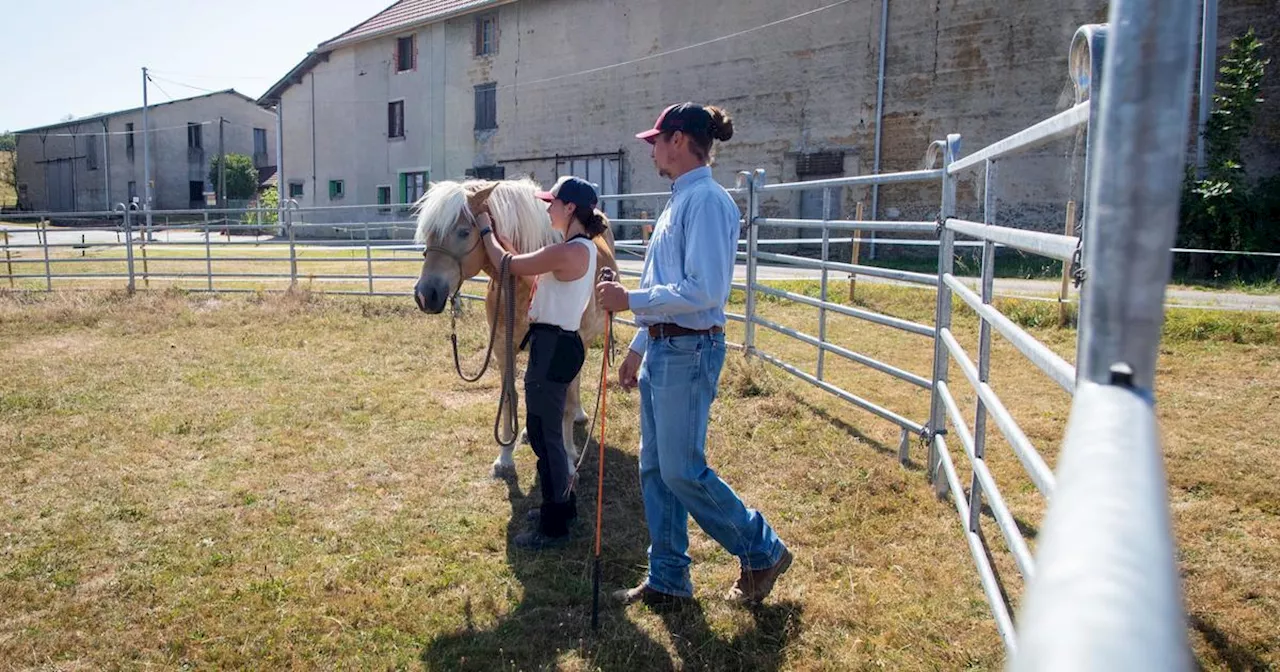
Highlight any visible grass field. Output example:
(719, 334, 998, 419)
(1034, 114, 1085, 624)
(1, 279, 1277, 669)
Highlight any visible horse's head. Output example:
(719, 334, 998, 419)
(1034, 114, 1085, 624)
(413, 181, 498, 313)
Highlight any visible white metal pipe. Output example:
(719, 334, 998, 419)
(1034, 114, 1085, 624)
(936, 380, 1037, 580)
(944, 274, 1075, 393)
(941, 328, 1056, 498)
(755, 350, 925, 434)
(935, 436, 1019, 652)
(1011, 384, 1190, 671)
(946, 218, 1078, 263)
(754, 315, 931, 388)
(750, 283, 935, 336)
(758, 169, 943, 192)
(948, 103, 1089, 175)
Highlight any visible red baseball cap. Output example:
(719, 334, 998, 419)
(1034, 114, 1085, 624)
(635, 102, 713, 144)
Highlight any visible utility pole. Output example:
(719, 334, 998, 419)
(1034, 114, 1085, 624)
(141, 67, 154, 241)
(218, 117, 226, 209)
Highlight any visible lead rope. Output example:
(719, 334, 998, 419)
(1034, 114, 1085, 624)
(494, 253, 520, 448)
(590, 265, 616, 631)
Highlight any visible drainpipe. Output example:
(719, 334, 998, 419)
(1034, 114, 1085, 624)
(276, 98, 285, 227)
(311, 73, 317, 204)
(869, 0, 888, 259)
(1195, 0, 1218, 177)
(101, 118, 110, 211)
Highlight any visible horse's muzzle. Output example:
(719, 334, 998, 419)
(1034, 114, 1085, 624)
(414, 277, 450, 314)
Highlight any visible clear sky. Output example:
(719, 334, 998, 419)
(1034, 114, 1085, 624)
(0, 0, 389, 132)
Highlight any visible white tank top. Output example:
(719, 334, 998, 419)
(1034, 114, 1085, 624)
(528, 236, 597, 332)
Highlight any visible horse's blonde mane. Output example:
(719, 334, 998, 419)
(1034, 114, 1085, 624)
(414, 178, 556, 254)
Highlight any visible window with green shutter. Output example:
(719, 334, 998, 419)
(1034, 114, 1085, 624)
(328, 180, 345, 200)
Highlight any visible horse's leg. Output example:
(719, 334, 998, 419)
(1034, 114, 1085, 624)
(489, 285, 518, 480)
(563, 371, 582, 471)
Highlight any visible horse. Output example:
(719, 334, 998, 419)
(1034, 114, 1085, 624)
(412, 178, 619, 479)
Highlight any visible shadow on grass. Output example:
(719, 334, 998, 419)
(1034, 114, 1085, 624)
(421, 441, 803, 671)
(1190, 613, 1274, 672)
(789, 392, 924, 472)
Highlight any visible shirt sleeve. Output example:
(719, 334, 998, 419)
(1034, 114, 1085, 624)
(628, 326, 649, 354)
(626, 193, 737, 316)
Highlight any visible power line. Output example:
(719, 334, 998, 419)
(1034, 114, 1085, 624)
(148, 68, 274, 80)
(146, 75, 175, 103)
(497, 0, 855, 93)
(147, 73, 219, 95)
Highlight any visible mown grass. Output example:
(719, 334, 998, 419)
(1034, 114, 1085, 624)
(0, 281, 1276, 670)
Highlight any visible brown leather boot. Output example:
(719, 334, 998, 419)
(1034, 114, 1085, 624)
(725, 548, 794, 604)
(612, 582, 695, 612)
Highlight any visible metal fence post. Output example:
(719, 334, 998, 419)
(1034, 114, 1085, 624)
(39, 219, 52, 291)
(742, 170, 763, 356)
(817, 187, 832, 380)
(969, 158, 998, 531)
(204, 210, 213, 291)
(2, 230, 12, 289)
(120, 204, 136, 295)
(364, 220, 374, 295)
(287, 200, 299, 287)
(927, 134, 961, 493)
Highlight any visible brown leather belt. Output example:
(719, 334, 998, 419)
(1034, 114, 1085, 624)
(647, 323, 724, 338)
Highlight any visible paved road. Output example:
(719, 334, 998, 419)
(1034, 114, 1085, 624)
(5, 225, 1277, 311)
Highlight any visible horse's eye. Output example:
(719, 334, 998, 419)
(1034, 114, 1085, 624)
(457, 227, 470, 238)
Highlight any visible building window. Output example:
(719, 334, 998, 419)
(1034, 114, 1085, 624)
(329, 180, 345, 200)
(86, 136, 98, 171)
(401, 172, 427, 204)
(376, 185, 392, 213)
(289, 182, 304, 198)
(396, 35, 415, 72)
(475, 14, 497, 56)
(474, 83, 496, 131)
(128, 181, 137, 203)
(388, 101, 405, 139)
(126, 123, 135, 161)
(253, 128, 267, 159)
(467, 165, 506, 180)
(189, 181, 205, 203)
(187, 123, 202, 149)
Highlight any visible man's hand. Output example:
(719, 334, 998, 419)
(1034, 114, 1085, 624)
(596, 281, 630, 313)
(617, 350, 641, 390)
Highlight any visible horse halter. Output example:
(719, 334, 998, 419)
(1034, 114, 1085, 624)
(422, 205, 484, 272)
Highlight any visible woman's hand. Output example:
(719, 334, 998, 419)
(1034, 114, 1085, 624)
(479, 213, 508, 268)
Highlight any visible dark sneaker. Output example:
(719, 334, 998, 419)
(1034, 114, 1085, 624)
(512, 529, 570, 550)
(612, 582, 695, 612)
(725, 548, 794, 604)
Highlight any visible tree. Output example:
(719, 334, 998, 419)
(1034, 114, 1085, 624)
(208, 153, 259, 201)
(1179, 29, 1271, 280)
(0, 132, 15, 152)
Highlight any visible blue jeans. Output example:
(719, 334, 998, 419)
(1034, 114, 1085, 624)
(638, 332, 786, 597)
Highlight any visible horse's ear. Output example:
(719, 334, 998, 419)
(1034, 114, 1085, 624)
(467, 182, 499, 216)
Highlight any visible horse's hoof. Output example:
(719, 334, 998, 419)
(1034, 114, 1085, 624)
(520, 429, 531, 445)
(491, 461, 517, 479)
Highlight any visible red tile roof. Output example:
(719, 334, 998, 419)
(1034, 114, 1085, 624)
(319, 0, 502, 49)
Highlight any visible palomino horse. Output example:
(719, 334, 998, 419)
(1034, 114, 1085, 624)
(413, 178, 619, 478)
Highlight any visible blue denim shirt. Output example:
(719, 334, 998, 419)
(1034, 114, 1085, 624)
(627, 166, 740, 354)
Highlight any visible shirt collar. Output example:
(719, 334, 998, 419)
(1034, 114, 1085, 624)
(671, 166, 712, 194)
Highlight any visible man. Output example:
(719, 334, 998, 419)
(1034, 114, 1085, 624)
(596, 102, 793, 608)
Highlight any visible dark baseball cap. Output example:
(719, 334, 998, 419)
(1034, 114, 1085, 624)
(536, 176, 598, 211)
(635, 102, 713, 143)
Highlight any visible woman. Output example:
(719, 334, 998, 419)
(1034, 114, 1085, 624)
(478, 175, 609, 550)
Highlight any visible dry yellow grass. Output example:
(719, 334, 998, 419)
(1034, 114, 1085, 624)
(0, 282, 1276, 670)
